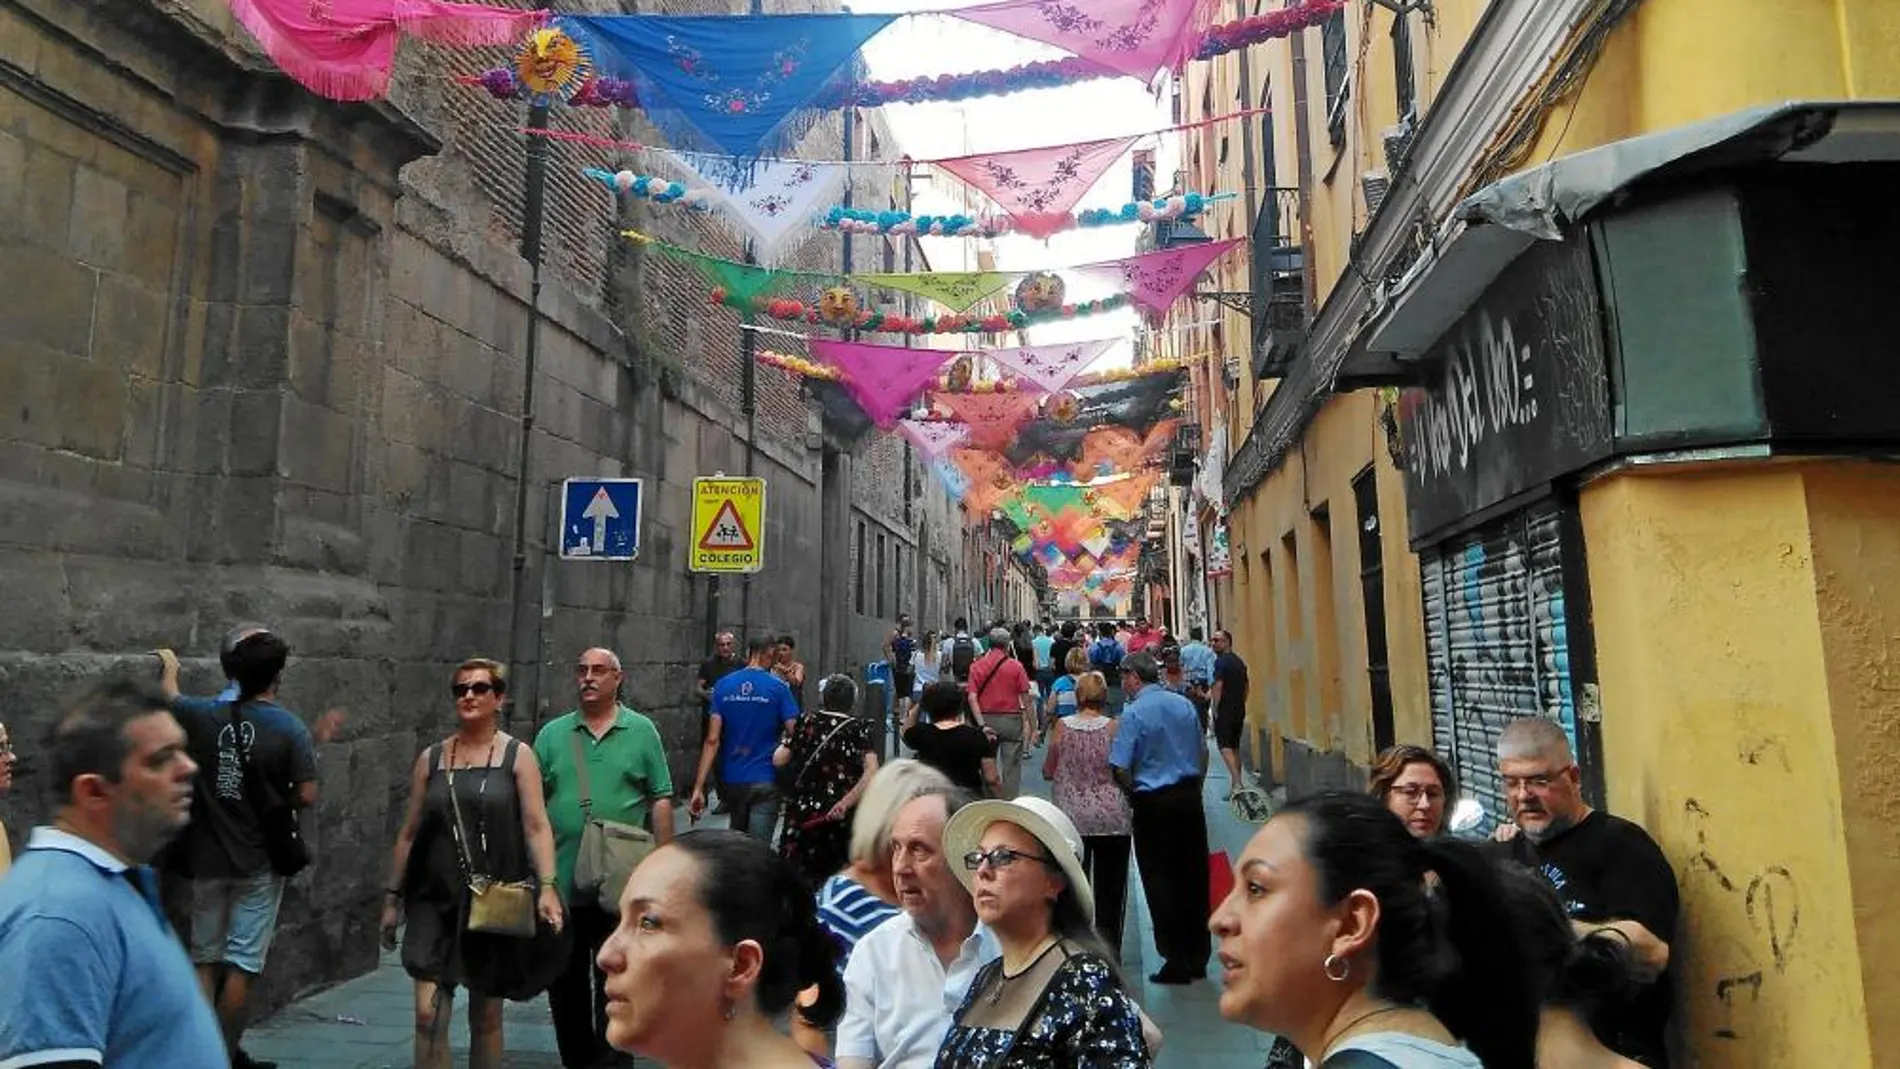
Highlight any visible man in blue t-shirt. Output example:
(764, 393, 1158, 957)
(691, 634, 800, 840)
(0, 678, 226, 1068)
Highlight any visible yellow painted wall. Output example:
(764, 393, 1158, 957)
(1581, 461, 1900, 1066)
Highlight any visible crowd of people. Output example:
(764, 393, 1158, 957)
(0, 614, 1681, 1069)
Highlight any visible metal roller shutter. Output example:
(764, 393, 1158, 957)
(1420, 502, 1579, 823)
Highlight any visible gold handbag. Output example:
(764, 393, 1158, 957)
(446, 749, 539, 939)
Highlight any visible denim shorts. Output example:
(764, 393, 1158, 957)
(190, 872, 286, 974)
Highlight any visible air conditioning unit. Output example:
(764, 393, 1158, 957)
(1362, 171, 1391, 214)
(1382, 118, 1416, 174)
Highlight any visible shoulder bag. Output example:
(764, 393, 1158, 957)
(446, 740, 537, 938)
(229, 702, 311, 877)
(569, 730, 655, 917)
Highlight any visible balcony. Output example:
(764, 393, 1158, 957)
(1251, 187, 1311, 380)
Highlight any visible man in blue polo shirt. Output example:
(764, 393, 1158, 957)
(1108, 650, 1211, 986)
(0, 677, 226, 1066)
(690, 633, 799, 840)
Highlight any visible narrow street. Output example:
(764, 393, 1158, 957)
(244, 739, 1275, 1069)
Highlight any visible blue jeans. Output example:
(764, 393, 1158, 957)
(723, 781, 783, 843)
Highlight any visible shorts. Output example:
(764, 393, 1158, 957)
(1214, 706, 1246, 751)
(892, 670, 915, 700)
(190, 872, 286, 974)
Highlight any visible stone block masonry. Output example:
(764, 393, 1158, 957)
(0, 0, 932, 1012)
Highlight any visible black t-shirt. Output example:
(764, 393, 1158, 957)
(902, 721, 994, 796)
(1048, 636, 1075, 676)
(1509, 810, 1680, 1067)
(1212, 651, 1249, 715)
(697, 655, 740, 711)
(173, 696, 318, 878)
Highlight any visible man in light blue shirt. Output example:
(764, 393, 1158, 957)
(1107, 651, 1211, 986)
(1177, 626, 1217, 688)
(0, 678, 225, 1068)
(691, 633, 800, 840)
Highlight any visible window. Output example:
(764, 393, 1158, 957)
(854, 521, 866, 615)
(882, 237, 896, 273)
(1392, 10, 1417, 122)
(1352, 468, 1395, 751)
(876, 531, 888, 618)
(1321, 8, 1350, 148)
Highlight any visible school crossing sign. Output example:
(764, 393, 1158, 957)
(690, 477, 765, 573)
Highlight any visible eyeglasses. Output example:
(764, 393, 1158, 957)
(1390, 785, 1445, 804)
(1502, 768, 1570, 792)
(451, 681, 497, 698)
(962, 847, 1059, 873)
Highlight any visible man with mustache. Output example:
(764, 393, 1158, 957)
(1496, 717, 1678, 1066)
(0, 678, 225, 1067)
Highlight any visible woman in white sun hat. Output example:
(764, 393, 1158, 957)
(934, 796, 1152, 1068)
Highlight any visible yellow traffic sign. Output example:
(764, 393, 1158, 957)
(690, 477, 766, 573)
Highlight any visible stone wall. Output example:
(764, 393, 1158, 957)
(0, 0, 955, 1007)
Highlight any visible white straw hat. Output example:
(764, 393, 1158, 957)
(943, 796, 1094, 921)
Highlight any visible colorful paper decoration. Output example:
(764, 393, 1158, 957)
(516, 27, 588, 97)
(654, 153, 847, 263)
(818, 286, 859, 324)
(231, 0, 544, 101)
(714, 289, 1132, 335)
(820, 192, 1230, 239)
(808, 339, 952, 428)
(898, 419, 973, 459)
(1079, 238, 1245, 318)
(951, 0, 1216, 82)
(1195, 1, 1346, 59)
(1013, 272, 1067, 314)
(939, 394, 1043, 450)
(983, 339, 1115, 395)
(932, 457, 973, 501)
(935, 137, 1137, 240)
(857, 271, 1013, 313)
(560, 13, 896, 159)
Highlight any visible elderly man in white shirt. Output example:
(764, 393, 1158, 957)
(838, 787, 996, 1069)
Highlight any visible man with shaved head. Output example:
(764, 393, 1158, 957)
(534, 646, 674, 1067)
(1496, 717, 1678, 1066)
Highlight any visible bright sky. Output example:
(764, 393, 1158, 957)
(852, 3, 1180, 367)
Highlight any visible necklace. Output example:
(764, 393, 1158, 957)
(1319, 1004, 1410, 1059)
(988, 937, 1061, 1003)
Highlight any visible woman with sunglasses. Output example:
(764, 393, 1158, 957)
(1368, 745, 1457, 840)
(934, 796, 1151, 1068)
(381, 658, 568, 1069)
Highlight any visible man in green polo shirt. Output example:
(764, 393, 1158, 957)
(533, 646, 674, 1069)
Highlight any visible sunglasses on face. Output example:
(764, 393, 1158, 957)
(963, 846, 1059, 873)
(451, 681, 497, 698)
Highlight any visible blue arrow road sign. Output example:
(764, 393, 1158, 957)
(560, 478, 643, 561)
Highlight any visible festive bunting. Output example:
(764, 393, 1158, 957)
(932, 457, 973, 501)
(938, 394, 1043, 450)
(821, 192, 1232, 240)
(951, 0, 1217, 82)
(983, 339, 1116, 395)
(654, 152, 847, 263)
(1079, 238, 1244, 318)
(808, 339, 952, 428)
(856, 271, 1013, 313)
(898, 419, 972, 460)
(232, 0, 544, 101)
(1195, 0, 1345, 59)
(1095, 471, 1161, 518)
(934, 137, 1138, 240)
(717, 289, 1132, 335)
(560, 13, 896, 160)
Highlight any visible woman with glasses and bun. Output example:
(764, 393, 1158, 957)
(597, 829, 845, 1068)
(1368, 745, 1457, 841)
(934, 796, 1151, 1068)
(380, 658, 568, 1069)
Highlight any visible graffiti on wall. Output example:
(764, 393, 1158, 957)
(1682, 797, 1805, 1048)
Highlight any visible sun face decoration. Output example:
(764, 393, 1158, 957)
(818, 286, 858, 325)
(516, 29, 589, 97)
(946, 356, 974, 392)
(1014, 271, 1066, 315)
(1046, 391, 1080, 423)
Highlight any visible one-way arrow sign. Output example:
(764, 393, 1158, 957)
(560, 478, 642, 561)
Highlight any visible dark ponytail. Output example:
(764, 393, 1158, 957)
(1494, 861, 1639, 1027)
(1282, 792, 1538, 1069)
(671, 829, 843, 1025)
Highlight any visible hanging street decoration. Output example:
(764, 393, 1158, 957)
(558, 13, 897, 160)
(818, 191, 1232, 239)
(230, 0, 544, 101)
(933, 136, 1138, 240)
(1076, 236, 1246, 319)
(898, 419, 973, 460)
(854, 271, 1014, 313)
(515, 26, 590, 99)
(949, 0, 1219, 83)
(937, 393, 1044, 450)
(586, 157, 849, 263)
(806, 340, 953, 429)
(982, 339, 1116, 395)
(720, 290, 1131, 335)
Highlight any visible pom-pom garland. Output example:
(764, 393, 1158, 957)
(458, 68, 639, 108)
(818, 192, 1216, 239)
(714, 289, 1131, 335)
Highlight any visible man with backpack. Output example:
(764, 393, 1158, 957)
(156, 633, 322, 1069)
(1087, 621, 1128, 715)
(964, 627, 1033, 798)
(941, 617, 979, 685)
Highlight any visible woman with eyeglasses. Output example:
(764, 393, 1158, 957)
(1369, 745, 1457, 840)
(0, 719, 14, 878)
(381, 658, 569, 1069)
(934, 796, 1151, 1068)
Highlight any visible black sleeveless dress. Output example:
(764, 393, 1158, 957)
(400, 738, 569, 999)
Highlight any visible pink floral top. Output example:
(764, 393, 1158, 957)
(1046, 715, 1131, 837)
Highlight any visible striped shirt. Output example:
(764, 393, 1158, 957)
(815, 874, 900, 973)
